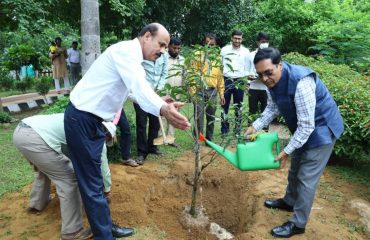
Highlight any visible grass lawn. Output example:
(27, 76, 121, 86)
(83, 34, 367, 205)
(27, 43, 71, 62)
(0, 110, 40, 198)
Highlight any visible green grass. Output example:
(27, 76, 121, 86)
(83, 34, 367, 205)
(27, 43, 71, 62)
(0, 90, 23, 98)
(0, 110, 41, 199)
(327, 165, 370, 201)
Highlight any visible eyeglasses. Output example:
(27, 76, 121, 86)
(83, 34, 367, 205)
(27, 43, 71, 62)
(257, 64, 279, 79)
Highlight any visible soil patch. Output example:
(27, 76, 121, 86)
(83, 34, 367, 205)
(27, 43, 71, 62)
(0, 148, 369, 239)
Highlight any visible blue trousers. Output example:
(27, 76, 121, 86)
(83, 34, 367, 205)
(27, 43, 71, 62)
(221, 77, 245, 134)
(64, 102, 113, 240)
(118, 109, 131, 160)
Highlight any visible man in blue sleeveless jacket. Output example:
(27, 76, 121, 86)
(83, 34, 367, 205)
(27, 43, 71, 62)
(244, 48, 344, 238)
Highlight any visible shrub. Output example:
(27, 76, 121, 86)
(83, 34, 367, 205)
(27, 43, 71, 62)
(0, 67, 14, 90)
(0, 112, 12, 123)
(42, 96, 69, 114)
(283, 52, 369, 164)
(35, 76, 52, 102)
(14, 76, 34, 93)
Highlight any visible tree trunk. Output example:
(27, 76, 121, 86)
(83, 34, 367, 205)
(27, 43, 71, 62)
(80, 0, 101, 75)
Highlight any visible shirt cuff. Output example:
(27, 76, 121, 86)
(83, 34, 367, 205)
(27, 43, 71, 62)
(283, 143, 295, 155)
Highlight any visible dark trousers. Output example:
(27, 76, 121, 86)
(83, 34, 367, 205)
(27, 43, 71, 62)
(194, 88, 217, 141)
(133, 102, 160, 157)
(64, 102, 113, 240)
(221, 77, 245, 134)
(248, 89, 267, 114)
(117, 109, 131, 160)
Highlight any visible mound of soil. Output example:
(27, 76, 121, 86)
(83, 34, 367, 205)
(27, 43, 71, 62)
(0, 148, 369, 240)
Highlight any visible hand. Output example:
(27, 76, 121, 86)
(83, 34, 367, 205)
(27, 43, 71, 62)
(275, 151, 289, 169)
(161, 95, 174, 103)
(220, 96, 225, 106)
(248, 75, 257, 80)
(160, 102, 191, 130)
(243, 126, 257, 137)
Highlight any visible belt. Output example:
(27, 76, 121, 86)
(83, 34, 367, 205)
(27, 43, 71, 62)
(19, 122, 31, 128)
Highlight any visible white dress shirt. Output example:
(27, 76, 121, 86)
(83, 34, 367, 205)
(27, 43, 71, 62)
(70, 38, 165, 121)
(252, 76, 316, 154)
(220, 44, 250, 78)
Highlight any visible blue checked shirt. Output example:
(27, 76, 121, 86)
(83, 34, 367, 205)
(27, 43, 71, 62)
(252, 76, 316, 154)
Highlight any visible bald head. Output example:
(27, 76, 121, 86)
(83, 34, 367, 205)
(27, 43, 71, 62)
(139, 23, 170, 61)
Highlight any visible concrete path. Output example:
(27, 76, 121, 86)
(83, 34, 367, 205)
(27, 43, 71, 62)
(1, 89, 69, 113)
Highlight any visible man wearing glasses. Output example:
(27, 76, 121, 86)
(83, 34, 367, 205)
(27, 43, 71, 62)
(220, 30, 250, 136)
(244, 48, 343, 238)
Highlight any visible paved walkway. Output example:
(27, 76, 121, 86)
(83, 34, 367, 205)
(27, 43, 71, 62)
(1, 89, 69, 113)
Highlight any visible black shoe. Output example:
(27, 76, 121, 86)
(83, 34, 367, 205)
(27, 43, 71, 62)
(148, 149, 163, 156)
(112, 224, 134, 238)
(271, 221, 305, 238)
(136, 155, 145, 165)
(264, 198, 293, 212)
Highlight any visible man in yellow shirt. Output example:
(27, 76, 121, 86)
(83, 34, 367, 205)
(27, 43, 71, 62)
(192, 33, 225, 141)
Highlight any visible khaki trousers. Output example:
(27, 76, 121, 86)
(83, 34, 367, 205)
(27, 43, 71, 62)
(13, 125, 83, 234)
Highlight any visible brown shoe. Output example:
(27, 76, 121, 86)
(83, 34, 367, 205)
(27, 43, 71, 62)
(60, 227, 92, 240)
(119, 158, 139, 167)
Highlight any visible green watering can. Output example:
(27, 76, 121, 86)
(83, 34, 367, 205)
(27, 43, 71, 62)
(200, 132, 281, 171)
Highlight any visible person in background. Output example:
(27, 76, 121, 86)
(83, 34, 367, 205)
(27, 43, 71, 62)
(64, 23, 190, 239)
(158, 37, 185, 147)
(133, 49, 169, 165)
(192, 33, 225, 141)
(49, 37, 70, 94)
(220, 30, 250, 136)
(244, 48, 344, 238)
(247, 32, 270, 115)
(67, 41, 81, 86)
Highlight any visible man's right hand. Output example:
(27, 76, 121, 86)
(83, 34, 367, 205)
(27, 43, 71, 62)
(160, 102, 191, 130)
(243, 126, 257, 137)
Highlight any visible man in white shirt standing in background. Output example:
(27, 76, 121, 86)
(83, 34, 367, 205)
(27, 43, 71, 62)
(64, 23, 190, 240)
(247, 32, 270, 115)
(67, 41, 81, 86)
(220, 30, 250, 136)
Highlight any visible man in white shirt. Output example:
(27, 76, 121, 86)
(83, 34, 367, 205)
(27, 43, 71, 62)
(247, 32, 269, 115)
(220, 30, 250, 136)
(64, 23, 190, 240)
(67, 41, 81, 86)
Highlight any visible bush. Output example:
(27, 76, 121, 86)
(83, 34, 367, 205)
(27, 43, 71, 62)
(42, 96, 69, 114)
(0, 67, 14, 90)
(14, 76, 34, 93)
(283, 52, 370, 164)
(0, 112, 12, 123)
(35, 76, 52, 100)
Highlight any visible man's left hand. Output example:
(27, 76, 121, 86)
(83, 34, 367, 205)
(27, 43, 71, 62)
(160, 102, 191, 130)
(275, 151, 289, 169)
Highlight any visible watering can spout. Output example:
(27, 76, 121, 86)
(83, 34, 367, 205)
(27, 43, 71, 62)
(199, 133, 238, 168)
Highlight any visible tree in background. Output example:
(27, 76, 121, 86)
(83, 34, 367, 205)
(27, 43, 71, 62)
(80, 0, 101, 74)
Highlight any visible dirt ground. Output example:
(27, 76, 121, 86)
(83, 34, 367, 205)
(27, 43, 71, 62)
(0, 147, 369, 240)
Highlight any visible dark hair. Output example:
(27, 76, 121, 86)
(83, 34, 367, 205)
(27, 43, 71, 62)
(72, 41, 78, 45)
(138, 23, 159, 37)
(254, 47, 281, 65)
(169, 37, 181, 46)
(55, 37, 62, 42)
(231, 30, 243, 37)
(256, 32, 269, 41)
(203, 32, 217, 44)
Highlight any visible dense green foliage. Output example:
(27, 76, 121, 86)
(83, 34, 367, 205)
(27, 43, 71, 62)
(237, 0, 370, 73)
(35, 76, 52, 100)
(284, 53, 369, 164)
